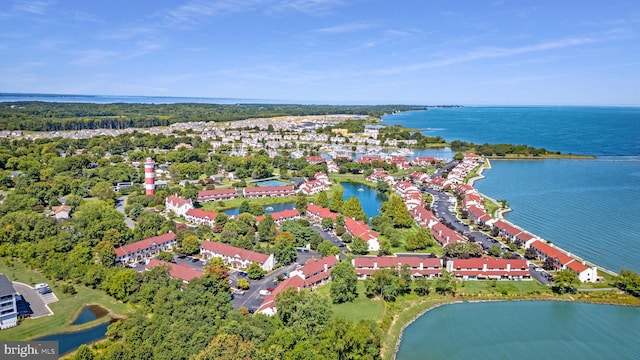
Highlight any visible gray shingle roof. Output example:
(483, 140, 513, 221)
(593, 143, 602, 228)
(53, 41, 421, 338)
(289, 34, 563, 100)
(0, 274, 17, 297)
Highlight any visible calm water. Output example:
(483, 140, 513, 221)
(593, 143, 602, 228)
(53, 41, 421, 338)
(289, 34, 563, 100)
(397, 301, 640, 360)
(475, 159, 640, 273)
(340, 181, 387, 219)
(71, 305, 109, 325)
(34, 322, 111, 356)
(253, 179, 289, 187)
(385, 107, 640, 272)
(382, 107, 640, 156)
(223, 202, 295, 216)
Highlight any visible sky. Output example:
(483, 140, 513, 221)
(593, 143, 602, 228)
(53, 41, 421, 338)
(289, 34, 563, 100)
(1, 0, 639, 105)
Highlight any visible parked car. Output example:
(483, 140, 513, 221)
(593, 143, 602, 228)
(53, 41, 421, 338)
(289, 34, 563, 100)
(259, 289, 271, 296)
(266, 287, 275, 292)
(237, 271, 248, 277)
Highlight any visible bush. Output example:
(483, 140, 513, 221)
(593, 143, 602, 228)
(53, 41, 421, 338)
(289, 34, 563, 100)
(61, 283, 77, 295)
(236, 279, 250, 290)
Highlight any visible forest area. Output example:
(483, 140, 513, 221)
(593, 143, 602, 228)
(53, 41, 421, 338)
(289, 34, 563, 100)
(0, 102, 424, 131)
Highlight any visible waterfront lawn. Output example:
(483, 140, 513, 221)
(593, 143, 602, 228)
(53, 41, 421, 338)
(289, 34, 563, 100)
(315, 282, 385, 323)
(483, 196, 500, 217)
(387, 226, 444, 256)
(0, 258, 131, 341)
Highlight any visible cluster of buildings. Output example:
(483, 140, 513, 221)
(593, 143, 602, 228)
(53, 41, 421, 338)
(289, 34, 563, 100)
(306, 204, 380, 251)
(257, 255, 339, 315)
(298, 172, 331, 195)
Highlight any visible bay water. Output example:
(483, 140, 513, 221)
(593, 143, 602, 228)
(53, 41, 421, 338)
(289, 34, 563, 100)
(388, 107, 640, 359)
(397, 301, 640, 360)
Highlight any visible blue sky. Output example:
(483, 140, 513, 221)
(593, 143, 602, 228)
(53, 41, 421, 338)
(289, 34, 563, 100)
(1, 0, 639, 105)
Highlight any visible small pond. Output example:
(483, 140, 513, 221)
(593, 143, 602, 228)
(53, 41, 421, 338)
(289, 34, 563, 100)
(341, 181, 387, 219)
(251, 179, 288, 187)
(34, 321, 113, 356)
(71, 304, 109, 325)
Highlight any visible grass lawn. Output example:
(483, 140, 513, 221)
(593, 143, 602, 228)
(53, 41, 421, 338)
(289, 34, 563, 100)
(483, 196, 500, 217)
(0, 258, 132, 341)
(315, 282, 385, 323)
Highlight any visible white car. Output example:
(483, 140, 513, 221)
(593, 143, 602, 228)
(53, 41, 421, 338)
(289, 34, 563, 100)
(259, 289, 271, 296)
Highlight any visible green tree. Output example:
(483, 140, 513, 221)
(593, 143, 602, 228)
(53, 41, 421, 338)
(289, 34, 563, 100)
(295, 194, 308, 214)
(329, 188, 344, 213)
(343, 196, 368, 221)
(330, 261, 358, 303)
(414, 277, 430, 296)
(276, 287, 332, 335)
(215, 212, 228, 227)
(378, 238, 392, 256)
(193, 334, 255, 360)
(238, 200, 251, 214)
(316, 190, 329, 208)
(90, 181, 116, 202)
(156, 251, 173, 262)
(73, 344, 94, 360)
(443, 242, 483, 258)
(94, 239, 116, 267)
(235, 278, 251, 290)
(320, 217, 334, 229)
(488, 245, 502, 257)
(181, 235, 200, 255)
(553, 269, 579, 294)
(350, 236, 369, 255)
(376, 180, 390, 193)
(434, 269, 457, 295)
(317, 240, 340, 257)
(380, 194, 414, 228)
(257, 214, 276, 243)
(405, 228, 434, 251)
(274, 234, 296, 265)
(454, 152, 464, 161)
(246, 261, 266, 280)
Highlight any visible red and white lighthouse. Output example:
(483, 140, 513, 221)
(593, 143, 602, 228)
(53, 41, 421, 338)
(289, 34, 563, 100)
(144, 157, 155, 196)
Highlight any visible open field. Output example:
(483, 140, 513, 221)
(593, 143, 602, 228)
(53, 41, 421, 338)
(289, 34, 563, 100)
(0, 258, 131, 341)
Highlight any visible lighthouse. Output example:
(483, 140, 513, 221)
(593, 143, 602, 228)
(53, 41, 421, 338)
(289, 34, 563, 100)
(144, 157, 155, 196)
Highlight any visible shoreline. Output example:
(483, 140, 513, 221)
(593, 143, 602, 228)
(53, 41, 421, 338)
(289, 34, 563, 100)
(464, 158, 618, 277)
(390, 297, 639, 360)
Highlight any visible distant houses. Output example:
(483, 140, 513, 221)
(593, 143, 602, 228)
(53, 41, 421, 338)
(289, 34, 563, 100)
(243, 185, 296, 198)
(197, 188, 239, 202)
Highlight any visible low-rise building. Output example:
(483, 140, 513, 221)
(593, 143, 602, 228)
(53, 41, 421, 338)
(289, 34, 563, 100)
(0, 274, 18, 330)
(115, 232, 177, 264)
(352, 256, 442, 279)
(197, 188, 239, 202)
(243, 185, 296, 198)
(200, 241, 275, 271)
(446, 258, 531, 280)
(146, 259, 203, 284)
(165, 195, 194, 217)
(184, 208, 218, 227)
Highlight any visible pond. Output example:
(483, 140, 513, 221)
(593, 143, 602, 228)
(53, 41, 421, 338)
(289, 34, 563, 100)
(71, 304, 109, 325)
(223, 202, 296, 216)
(34, 321, 113, 356)
(340, 181, 387, 220)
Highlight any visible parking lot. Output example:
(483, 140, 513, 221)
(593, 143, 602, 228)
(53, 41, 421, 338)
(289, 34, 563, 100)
(12, 282, 56, 319)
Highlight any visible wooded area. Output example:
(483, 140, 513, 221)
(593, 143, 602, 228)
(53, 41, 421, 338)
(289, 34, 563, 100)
(0, 102, 424, 131)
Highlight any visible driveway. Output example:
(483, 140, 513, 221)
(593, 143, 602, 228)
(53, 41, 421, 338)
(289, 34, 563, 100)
(312, 225, 347, 259)
(116, 197, 136, 229)
(12, 282, 55, 318)
(529, 264, 553, 285)
(230, 264, 296, 312)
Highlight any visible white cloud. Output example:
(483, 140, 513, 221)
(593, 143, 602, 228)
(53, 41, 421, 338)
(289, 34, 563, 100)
(314, 22, 374, 34)
(377, 36, 602, 75)
(13, 0, 54, 15)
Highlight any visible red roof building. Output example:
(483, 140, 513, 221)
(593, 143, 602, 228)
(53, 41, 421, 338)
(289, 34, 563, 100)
(184, 208, 218, 227)
(353, 256, 442, 279)
(305, 156, 327, 164)
(115, 232, 177, 264)
(306, 204, 339, 222)
(446, 258, 531, 280)
(200, 240, 275, 271)
(197, 188, 239, 202)
(146, 259, 203, 283)
(165, 195, 194, 217)
(344, 217, 380, 251)
(243, 185, 296, 198)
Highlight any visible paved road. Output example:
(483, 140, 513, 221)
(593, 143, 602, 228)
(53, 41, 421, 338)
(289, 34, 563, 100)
(13, 282, 54, 318)
(230, 264, 296, 312)
(116, 197, 136, 229)
(528, 264, 553, 285)
(312, 224, 347, 259)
